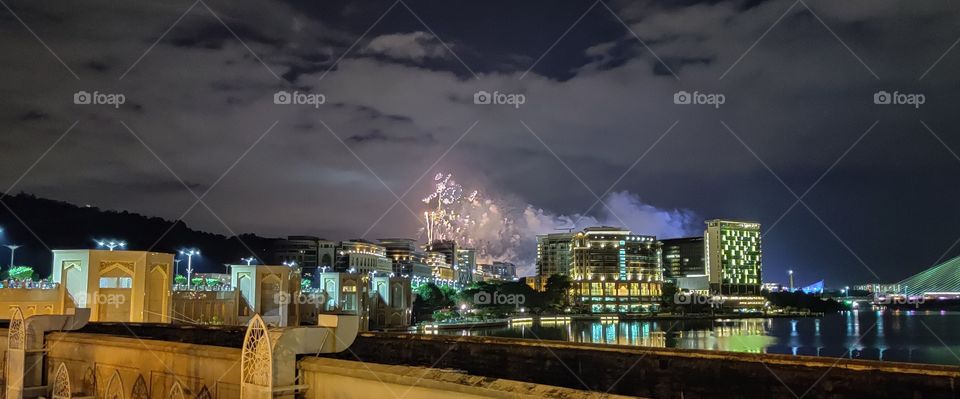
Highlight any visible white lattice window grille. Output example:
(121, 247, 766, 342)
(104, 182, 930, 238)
(52, 363, 72, 399)
(8, 307, 24, 350)
(241, 314, 273, 391)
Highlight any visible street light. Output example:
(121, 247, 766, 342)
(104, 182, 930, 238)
(241, 257, 256, 266)
(174, 259, 182, 281)
(179, 249, 200, 289)
(96, 240, 126, 251)
(5, 244, 22, 269)
(788, 270, 794, 291)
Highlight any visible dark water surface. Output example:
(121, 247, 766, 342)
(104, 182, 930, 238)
(433, 311, 960, 366)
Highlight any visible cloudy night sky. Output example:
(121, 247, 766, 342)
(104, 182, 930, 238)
(1, 0, 959, 284)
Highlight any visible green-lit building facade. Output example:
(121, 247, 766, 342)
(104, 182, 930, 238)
(705, 220, 762, 295)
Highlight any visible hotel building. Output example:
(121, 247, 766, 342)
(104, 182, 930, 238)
(570, 227, 664, 313)
(705, 220, 762, 295)
(335, 240, 393, 275)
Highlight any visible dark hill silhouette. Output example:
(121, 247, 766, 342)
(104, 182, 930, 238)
(0, 193, 274, 277)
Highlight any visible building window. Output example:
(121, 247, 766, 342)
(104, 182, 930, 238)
(99, 276, 133, 289)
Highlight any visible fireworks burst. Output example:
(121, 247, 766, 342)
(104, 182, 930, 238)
(419, 172, 527, 264)
(416, 172, 697, 273)
(422, 173, 480, 245)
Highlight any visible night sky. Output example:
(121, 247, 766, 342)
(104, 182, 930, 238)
(1, 0, 959, 285)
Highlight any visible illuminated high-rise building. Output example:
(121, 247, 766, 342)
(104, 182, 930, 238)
(424, 239, 462, 283)
(424, 240, 458, 268)
(536, 232, 574, 285)
(425, 251, 455, 281)
(570, 227, 663, 312)
(335, 239, 392, 275)
(456, 248, 477, 284)
(571, 227, 662, 282)
(378, 238, 433, 278)
(491, 261, 518, 281)
(705, 220, 762, 295)
(661, 237, 705, 280)
(269, 236, 336, 270)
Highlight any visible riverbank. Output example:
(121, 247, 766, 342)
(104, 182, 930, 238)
(408, 311, 823, 331)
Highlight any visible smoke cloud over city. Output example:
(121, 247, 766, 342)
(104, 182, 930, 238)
(421, 173, 697, 275)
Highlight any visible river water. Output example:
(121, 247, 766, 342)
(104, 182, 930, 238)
(434, 310, 960, 366)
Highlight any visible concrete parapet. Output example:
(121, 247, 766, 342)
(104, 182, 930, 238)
(299, 357, 639, 399)
(325, 332, 960, 399)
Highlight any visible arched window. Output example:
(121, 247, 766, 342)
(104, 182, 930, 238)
(52, 363, 72, 399)
(104, 370, 124, 399)
(169, 381, 187, 399)
(131, 375, 149, 399)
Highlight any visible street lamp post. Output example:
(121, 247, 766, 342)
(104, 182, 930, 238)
(5, 244, 22, 269)
(241, 257, 255, 266)
(174, 259, 182, 283)
(788, 270, 794, 292)
(180, 249, 200, 289)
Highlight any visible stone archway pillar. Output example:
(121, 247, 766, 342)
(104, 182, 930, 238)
(240, 313, 359, 399)
(5, 308, 90, 399)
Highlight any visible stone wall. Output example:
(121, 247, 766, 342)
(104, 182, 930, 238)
(0, 327, 618, 399)
(326, 332, 960, 399)
(299, 357, 635, 399)
(0, 287, 65, 319)
(45, 332, 241, 397)
(5, 324, 959, 398)
(171, 290, 241, 325)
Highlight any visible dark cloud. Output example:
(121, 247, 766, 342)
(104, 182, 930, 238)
(346, 129, 434, 145)
(0, 0, 958, 281)
(17, 110, 48, 121)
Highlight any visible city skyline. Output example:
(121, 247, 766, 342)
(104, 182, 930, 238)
(2, 0, 960, 289)
(0, 185, 945, 290)
(3, 2, 960, 398)
(0, 191, 916, 290)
